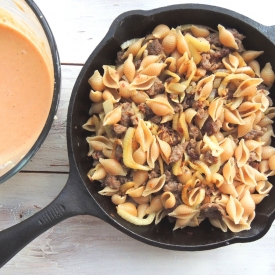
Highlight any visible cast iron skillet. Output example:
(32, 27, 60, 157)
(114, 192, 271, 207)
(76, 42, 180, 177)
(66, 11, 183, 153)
(0, 0, 61, 184)
(1, 3, 275, 268)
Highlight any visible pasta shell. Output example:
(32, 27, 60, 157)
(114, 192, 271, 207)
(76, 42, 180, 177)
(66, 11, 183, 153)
(147, 136, 160, 169)
(224, 108, 244, 125)
(102, 88, 121, 103)
(222, 157, 236, 185)
(99, 158, 127, 176)
(241, 50, 264, 63)
(123, 128, 150, 171)
(82, 117, 96, 132)
(219, 181, 238, 197)
(131, 91, 149, 104)
(209, 218, 228, 232)
(140, 63, 167, 76)
(194, 74, 215, 101)
(86, 136, 113, 151)
(152, 24, 170, 39)
(190, 25, 210, 38)
(146, 96, 174, 116)
(123, 54, 136, 82)
(248, 60, 261, 77)
(98, 186, 119, 196)
(176, 29, 191, 56)
(132, 195, 151, 204)
(219, 137, 235, 163)
(103, 106, 122, 126)
(261, 128, 275, 145)
(126, 186, 145, 198)
(156, 136, 171, 164)
(269, 155, 275, 171)
(185, 33, 210, 52)
(130, 74, 156, 90)
(89, 90, 103, 103)
(222, 54, 239, 73)
(135, 119, 153, 152)
(162, 28, 177, 55)
(233, 78, 262, 97)
(261, 146, 275, 160)
(250, 194, 268, 204)
(237, 113, 256, 138)
(161, 192, 176, 209)
(146, 195, 163, 214)
(188, 187, 206, 207)
(111, 194, 127, 205)
(132, 147, 147, 165)
(102, 65, 120, 89)
(256, 180, 273, 194)
(122, 38, 145, 59)
(240, 190, 255, 219)
(142, 174, 166, 197)
(87, 164, 107, 181)
(226, 195, 244, 224)
(133, 170, 149, 188)
(138, 55, 163, 71)
(234, 139, 250, 167)
(217, 24, 238, 50)
(118, 80, 137, 98)
(117, 202, 137, 217)
(177, 166, 192, 184)
(88, 70, 105, 91)
(184, 108, 197, 124)
(208, 97, 224, 122)
(236, 164, 257, 187)
(165, 56, 177, 72)
(168, 204, 199, 220)
(260, 62, 275, 87)
(137, 203, 150, 219)
(222, 216, 250, 232)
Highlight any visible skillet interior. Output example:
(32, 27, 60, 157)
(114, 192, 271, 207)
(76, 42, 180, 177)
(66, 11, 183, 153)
(68, 4, 275, 250)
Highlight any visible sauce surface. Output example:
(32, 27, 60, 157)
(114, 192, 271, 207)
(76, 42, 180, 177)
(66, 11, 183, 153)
(0, 22, 53, 174)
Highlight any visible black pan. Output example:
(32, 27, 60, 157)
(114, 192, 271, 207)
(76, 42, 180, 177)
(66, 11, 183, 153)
(1, 3, 275, 267)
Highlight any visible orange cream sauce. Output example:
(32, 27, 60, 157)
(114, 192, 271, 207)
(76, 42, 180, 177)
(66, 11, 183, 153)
(0, 22, 53, 174)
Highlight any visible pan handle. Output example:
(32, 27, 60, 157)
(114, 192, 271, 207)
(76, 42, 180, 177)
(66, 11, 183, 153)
(0, 171, 103, 268)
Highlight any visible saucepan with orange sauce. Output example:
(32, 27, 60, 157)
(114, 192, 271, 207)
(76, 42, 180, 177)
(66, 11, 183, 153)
(0, 3, 275, 268)
(0, 0, 61, 182)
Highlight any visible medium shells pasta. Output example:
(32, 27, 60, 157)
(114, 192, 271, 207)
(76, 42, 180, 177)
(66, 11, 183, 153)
(83, 23, 274, 233)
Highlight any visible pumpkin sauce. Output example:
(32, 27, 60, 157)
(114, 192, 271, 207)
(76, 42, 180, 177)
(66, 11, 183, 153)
(0, 13, 53, 176)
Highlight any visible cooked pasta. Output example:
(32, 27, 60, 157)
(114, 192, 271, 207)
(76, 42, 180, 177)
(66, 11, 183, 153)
(83, 23, 275, 232)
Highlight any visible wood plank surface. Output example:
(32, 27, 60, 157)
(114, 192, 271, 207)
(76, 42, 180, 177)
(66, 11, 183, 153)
(1, 0, 275, 274)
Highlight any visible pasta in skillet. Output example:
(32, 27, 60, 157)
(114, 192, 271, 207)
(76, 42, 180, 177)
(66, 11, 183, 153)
(83, 23, 275, 232)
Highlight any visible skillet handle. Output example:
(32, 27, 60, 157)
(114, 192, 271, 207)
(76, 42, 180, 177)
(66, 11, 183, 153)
(0, 171, 102, 268)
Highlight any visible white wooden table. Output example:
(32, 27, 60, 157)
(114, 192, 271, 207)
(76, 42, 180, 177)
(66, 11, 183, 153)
(1, 0, 275, 274)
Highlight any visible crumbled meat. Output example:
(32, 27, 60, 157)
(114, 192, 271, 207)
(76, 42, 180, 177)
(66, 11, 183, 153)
(148, 170, 159, 179)
(145, 77, 165, 96)
(163, 181, 183, 193)
(130, 115, 139, 126)
(182, 93, 195, 109)
(150, 115, 162, 124)
(116, 50, 125, 65)
(169, 142, 188, 163)
(158, 125, 181, 146)
(134, 59, 141, 70)
(113, 124, 127, 135)
(138, 102, 154, 117)
(229, 28, 246, 41)
(186, 139, 199, 160)
(164, 170, 172, 182)
(147, 39, 165, 55)
(120, 102, 135, 127)
(204, 151, 218, 165)
(192, 100, 208, 111)
(91, 150, 105, 160)
(249, 161, 259, 170)
(200, 53, 222, 71)
(210, 47, 231, 59)
(202, 117, 222, 136)
(200, 203, 226, 220)
(104, 174, 121, 189)
(189, 124, 200, 140)
(243, 127, 266, 140)
(205, 32, 222, 47)
(114, 144, 123, 161)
